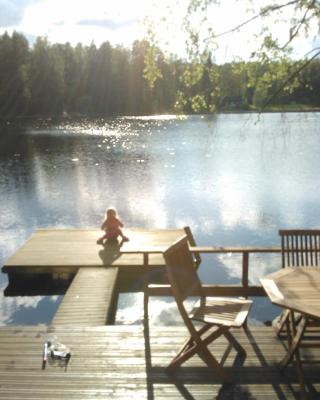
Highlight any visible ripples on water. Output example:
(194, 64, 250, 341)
(1, 113, 320, 326)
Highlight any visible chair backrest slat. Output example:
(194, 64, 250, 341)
(184, 226, 201, 269)
(164, 235, 202, 303)
(279, 229, 320, 268)
(315, 235, 319, 265)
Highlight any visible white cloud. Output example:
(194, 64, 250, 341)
(0, 279, 60, 326)
(0, 0, 41, 27)
(17, 0, 149, 47)
(0, 0, 22, 27)
(0, 0, 319, 60)
(77, 18, 137, 30)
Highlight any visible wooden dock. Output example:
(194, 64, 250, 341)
(1, 228, 319, 398)
(51, 267, 119, 326)
(2, 228, 184, 295)
(0, 324, 319, 399)
(3, 228, 184, 273)
(2, 228, 185, 324)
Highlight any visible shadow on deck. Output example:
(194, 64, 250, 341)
(144, 323, 320, 400)
(0, 323, 319, 399)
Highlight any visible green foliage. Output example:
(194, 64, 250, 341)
(0, 28, 320, 118)
(143, 0, 320, 112)
(182, 64, 204, 88)
(143, 46, 163, 89)
(190, 94, 207, 112)
(0, 33, 179, 117)
(0, 31, 29, 116)
(174, 90, 188, 113)
(28, 37, 65, 116)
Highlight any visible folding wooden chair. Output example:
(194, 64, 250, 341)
(163, 235, 252, 382)
(143, 226, 201, 320)
(274, 229, 320, 336)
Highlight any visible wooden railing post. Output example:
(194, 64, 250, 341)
(242, 251, 249, 299)
(143, 252, 149, 320)
(143, 253, 149, 267)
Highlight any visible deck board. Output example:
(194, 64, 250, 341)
(0, 325, 318, 399)
(2, 229, 184, 274)
(51, 267, 118, 326)
(1, 228, 320, 398)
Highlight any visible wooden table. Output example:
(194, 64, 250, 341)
(261, 267, 320, 395)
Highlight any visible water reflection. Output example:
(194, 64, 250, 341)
(1, 113, 320, 325)
(0, 277, 62, 325)
(116, 293, 278, 327)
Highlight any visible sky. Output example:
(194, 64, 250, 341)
(0, 0, 319, 62)
(0, 0, 150, 46)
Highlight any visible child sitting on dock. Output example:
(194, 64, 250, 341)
(97, 207, 129, 244)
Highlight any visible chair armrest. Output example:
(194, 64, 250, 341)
(202, 285, 265, 297)
(147, 285, 203, 296)
(147, 284, 265, 297)
(147, 284, 172, 296)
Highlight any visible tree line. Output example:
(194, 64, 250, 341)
(0, 31, 320, 119)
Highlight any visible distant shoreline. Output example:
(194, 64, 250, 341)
(1, 107, 320, 127)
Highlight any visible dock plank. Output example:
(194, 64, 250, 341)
(51, 267, 118, 326)
(0, 325, 318, 399)
(3, 229, 184, 273)
(0, 326, 320, 400)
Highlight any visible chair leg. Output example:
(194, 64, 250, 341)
(170, 324, 212, 364)
(167, 339, 231, 382)
(197, 342, 231, 382)
(223, 330, 246, 354)
(167, 326, 231, 382)
(170, 336, 194, 365)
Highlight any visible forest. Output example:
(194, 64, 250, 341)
(1, 30, 320, 119)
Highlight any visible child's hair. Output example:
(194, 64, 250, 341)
(106, 207, 117, 218)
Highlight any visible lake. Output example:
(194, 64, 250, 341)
(1, 112, 320, 326)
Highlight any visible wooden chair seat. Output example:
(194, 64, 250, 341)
(190, 296, 252, 327)
(163, 235, 252, 382)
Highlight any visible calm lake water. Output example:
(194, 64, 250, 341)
(1, 112, 320, 326)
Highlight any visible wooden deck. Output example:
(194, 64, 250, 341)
(0, 324, 319, 399)
(1, 228, 320, 398)
(2, 229, 184, 273)
(2, 228, 184, 295)
(51, 267, 119, 326)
